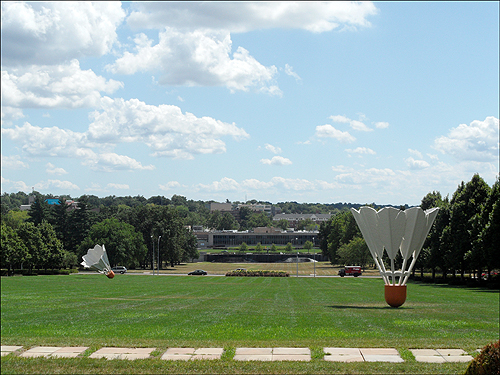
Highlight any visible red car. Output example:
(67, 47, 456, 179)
(338, 266, 362, 277)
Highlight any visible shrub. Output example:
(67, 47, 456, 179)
(465, 340, 500, 375)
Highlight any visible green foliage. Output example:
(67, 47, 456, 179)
(79, 218, 147, 269)
(465, 340, 500, 375)
(255, 242, 263, 252)
(270, 243, 278, 252)
(319, 210, 360, 265)
(1, 223, 28, 269)
(276, 218, 289, 231)
(337, 237, 371, 268)
(285, 242, 293, 252)
(303, 240, 313, 252)
(239, 242, 248, 252)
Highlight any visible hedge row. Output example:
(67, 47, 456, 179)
(225, 270, 289, 277)
(0, 269, 78, 276)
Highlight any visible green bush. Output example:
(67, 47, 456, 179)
(465, 340, 500, 375)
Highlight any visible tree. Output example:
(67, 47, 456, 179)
(255, 242, 263, 252)
(79, 218, 147, 269)
(28, 193, 49, 226)
(239, 242, 248, 252)
(17, 222, 46, 270)
(337, 237, 371, 269)
(270, 244, 278, 252)
(276, 219, 289, 231)
(448, 174, 491, 279)
(1, 223, 29, 270)
(247, 212, 272, 229)
(38, 220, 64, 269)
(303, 240, 313, 252)
(285, 242, 293, 252)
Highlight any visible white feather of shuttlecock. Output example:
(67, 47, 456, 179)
(351, 206, 439, 286)
(81, 244, 112, 274)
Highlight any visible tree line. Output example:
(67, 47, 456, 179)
(319, 174, 500, 282)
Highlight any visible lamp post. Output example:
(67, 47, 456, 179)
(313, 237, 316, 278)
(151, 235, 155, 275)
(157, 236, 161, 275)
(296, 237, 299, 277)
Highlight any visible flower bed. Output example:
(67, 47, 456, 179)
(225, 270, 289, 277)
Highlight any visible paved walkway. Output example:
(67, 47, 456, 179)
(0, 345, 476, 363)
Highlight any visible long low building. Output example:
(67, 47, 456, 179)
(193, 227, 319, 249)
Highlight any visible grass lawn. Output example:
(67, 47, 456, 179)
(1, 274, 498, 374)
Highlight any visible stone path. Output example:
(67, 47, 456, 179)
(410, 349, 474, 363)
(0, 345, 477, 363)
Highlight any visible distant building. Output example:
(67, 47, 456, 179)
(20, 197, 79, 211)
(192, 227, 318, 249)
(272, 213, 332, 229)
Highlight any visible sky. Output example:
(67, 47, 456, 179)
(1, 1, 499, 206)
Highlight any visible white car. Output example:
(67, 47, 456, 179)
(112, 266, 127, 274)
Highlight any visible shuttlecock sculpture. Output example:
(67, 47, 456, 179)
(351, 206, 439, 307)
(81, 244, 114, 279)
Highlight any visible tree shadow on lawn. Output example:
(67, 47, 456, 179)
(410, 281, 499, 293)
(328, 305, 414, 310)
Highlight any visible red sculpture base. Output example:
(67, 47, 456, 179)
(385, 285, 407, 308)
(106, 270, 115, 279)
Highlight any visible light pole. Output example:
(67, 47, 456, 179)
(157, 236, 161, 275)
(151, 235, 155, 275)
(313, 237, 316, 278)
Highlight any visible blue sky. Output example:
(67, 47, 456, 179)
(1, 2, 499, 206)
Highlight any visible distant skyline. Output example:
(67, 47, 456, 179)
(1, 2, 499, 206)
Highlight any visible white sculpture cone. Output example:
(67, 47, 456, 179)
(351, 206, 439, 287)
(81, 244, 112, 274)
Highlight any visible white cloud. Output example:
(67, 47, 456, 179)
(34, 179, 79, 190)
(260, 156, 292, 166)
(83, 153, 156, 172)
(1, 155, 29, 169)
(265, 143, 282, 154)
(433, 116, 499, 162)
(1, 2, 126, 66)
(349, 120, 372, 132)
(89, 97, 249, 159)
(126, 2, 378, 33)
(1, 106, 24, 125)
(0, 177, 31, 193)
(329, 115, 350, 123)
(345, 147, 376, 155)
(375, 121, 389, 129)
(196, 177, 240, 192)
(159, 181, 182, 191)
(284, 64, 301, 82)
(107, 29, 280, 95)
(330, 115, 372, 132)
(106, 183, 129, 190)
(408, 148, 423, 159)
(46, 163, 67, 175)
(315, 124, 356, 143)
(1, 60, 123, 110)
(405, 157, 430, 170)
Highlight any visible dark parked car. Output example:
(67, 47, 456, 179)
(188, 269, 207, 275)
(112, 266, 127, 274)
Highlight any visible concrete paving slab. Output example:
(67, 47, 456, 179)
(50, 352, 82, 358)
(360, 348, 399, 356)
(410, 349, 439, 356)
(324, 354, 364, 362)
(324, 348, 361, 356)
(191, 354, 221, 360)
(363, 354, 404, 363)
(273, 347, 310, 355)
(414, 355, 446, 363)
(444, 355, 474, 363)
(25, 346, 62, 353)
(161, 354, 192, 361)
(55, 346, 88, 353)
(437, 349, 466, 356)
(1, 346, 23, 356)
(164, 348, 195, 355)
(236, 348, 272, 355)
(194, 348, 224, 356)
(272, 354, 311, 361)
(89, 347, 154, 360)
(233, 354, 272, 361)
